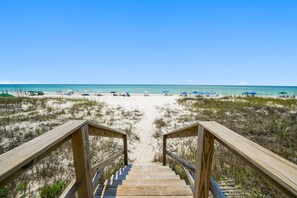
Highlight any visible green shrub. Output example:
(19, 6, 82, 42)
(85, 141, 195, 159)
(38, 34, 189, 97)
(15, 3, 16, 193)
(18, 182, 27, 193)
(39, 180, 66, 198)
(0, 187, 9, 198)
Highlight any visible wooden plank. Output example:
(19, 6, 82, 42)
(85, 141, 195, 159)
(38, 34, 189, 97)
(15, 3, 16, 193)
(163, 136, 167, 166)
(199, 121, 297, 198)
(165, 151, 224, 198)
(95, 185, 193, 196)
(123, 135, 128, 165)
(164, 122, 199, 139)
(59, 179, 78, 198)
(194, 126, 215, 198)
(0, 120, 87, 185)
(88, 121, 126, 138)
(1, 135, 70, 186)
(105, 179, 186, 186)
(166, 150, 196, 174)
(121, 174, 180, 180)
(95, 196, 193, 198)
(91, 151, 123, 176)
(129, 169, 174, 174)
(71, 125, 93, 198)
(127, 172, 175, 177)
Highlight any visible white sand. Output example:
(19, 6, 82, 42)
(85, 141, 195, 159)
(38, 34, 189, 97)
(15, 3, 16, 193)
(22, 93, 182, 163)
(92, 95, 179, 164)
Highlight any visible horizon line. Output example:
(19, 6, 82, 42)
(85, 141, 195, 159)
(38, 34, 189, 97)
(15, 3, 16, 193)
(0, 83, 297, 87)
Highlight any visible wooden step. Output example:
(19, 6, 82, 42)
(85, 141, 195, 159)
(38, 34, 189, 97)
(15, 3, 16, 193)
(95, 185, 193, 196)
(104, 179, 187, 186)
(127, 172, 175, 176)
(96, 163, 193, 197)
(98, 196, 192, 198)
(128, 169, 174, 173)
(125, 174, 180, 180)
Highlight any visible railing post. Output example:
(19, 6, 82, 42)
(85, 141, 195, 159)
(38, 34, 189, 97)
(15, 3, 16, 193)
(163, 135, 167, 166)
(194, 125, 215, 198)
(123, 135, 128, 166)
(71, 124, 93, 198)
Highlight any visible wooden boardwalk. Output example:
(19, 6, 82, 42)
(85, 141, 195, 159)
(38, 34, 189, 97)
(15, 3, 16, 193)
(0, 120, 296, 198)
(94, 164, 192, 197)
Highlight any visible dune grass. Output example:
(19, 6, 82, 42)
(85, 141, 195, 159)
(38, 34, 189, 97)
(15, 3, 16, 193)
(153, 96, 297, 197)
(0, 97, 143, 197)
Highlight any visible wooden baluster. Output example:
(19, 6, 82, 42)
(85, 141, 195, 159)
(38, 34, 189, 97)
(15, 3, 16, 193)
(194, 125, 215, 198)
(163, 135, 167, 166)
(123, 135, 128, 166)
(71, 124, 93, 198)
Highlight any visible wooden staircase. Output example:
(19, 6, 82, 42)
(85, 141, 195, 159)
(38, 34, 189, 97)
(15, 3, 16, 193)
(1, 120, 297, 198)
(94, 163, 193, 197)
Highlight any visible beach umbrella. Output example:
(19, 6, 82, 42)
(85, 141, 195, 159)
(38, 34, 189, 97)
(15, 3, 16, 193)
(204, 92, 211, 95)
(192, 91, 199, 94)
(110, 91, 116, 93)
(278, 92, 288, 95)
(162, 91, 169, 93)
(249, 92, 257, 95)
(242, 92, 249, 95)
(197, 91, 204, 95)
(181, 92, 187, 94)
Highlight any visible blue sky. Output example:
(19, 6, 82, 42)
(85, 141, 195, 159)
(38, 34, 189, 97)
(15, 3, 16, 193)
(0, 0, 296, 85)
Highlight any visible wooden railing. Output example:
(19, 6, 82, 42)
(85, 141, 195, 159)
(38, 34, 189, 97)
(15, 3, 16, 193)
(0, 120, 128, 198)
(163, 121, 297, 198)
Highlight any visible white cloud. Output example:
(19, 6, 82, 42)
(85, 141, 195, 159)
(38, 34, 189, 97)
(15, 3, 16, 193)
(238, 81, 248, 85)
(0, 80, 41, 84)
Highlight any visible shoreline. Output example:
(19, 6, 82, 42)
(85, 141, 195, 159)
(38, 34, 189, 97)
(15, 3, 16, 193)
(6, 91, 296, 99)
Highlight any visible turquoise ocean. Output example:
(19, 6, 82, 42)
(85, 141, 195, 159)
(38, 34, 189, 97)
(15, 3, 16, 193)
(0, 84, 297, 96)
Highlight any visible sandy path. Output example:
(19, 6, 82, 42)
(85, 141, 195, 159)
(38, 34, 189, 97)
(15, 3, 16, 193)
(93, 95, 178, 163)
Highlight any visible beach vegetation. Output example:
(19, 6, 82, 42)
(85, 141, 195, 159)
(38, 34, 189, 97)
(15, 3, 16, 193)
(154, 97, 297, 197)
(0, 96, 143, 197)
(39, 180, 66, 198)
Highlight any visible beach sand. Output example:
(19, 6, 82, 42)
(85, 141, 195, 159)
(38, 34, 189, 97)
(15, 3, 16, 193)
(38, 93, 181, 163)
(92, 95, 180, 164)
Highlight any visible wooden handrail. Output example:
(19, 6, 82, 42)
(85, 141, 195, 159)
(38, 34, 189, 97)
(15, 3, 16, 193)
(166, 150, 224, 197)
(0, 120, 87, 186)
(0, 120, 128, 198)
(163, 121, 297, 198)
(164, 121, 199, 139)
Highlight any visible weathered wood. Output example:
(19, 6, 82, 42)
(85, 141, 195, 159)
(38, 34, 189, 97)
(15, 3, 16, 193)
(91, 151, 124, 176)
(194, 126, 215, 198)
(0, 120, 87, 186)
(95, 185, 193, 196)
(166, 150, 196, 174)
(88, 121, 126, 138)
(166, 151, 224, 198)
(163, 136, 167, 166)
(0, 135, 70, 186)
(105, 179, 186, 186)
(71, 125, 93, 198)
(59, 179, 78, 198)
(123, 135, 128, 165)
(199, 121, 297, 198)
(164, 122, 199, 139)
